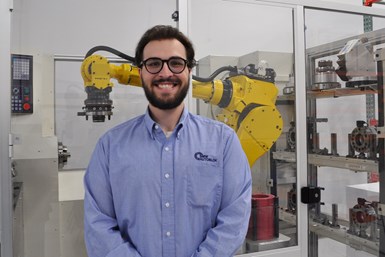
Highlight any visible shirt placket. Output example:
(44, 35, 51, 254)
(161, 140, 176, 257)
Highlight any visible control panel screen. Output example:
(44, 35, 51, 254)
(11, 54, 33, 114)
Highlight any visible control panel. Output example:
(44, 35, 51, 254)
(11, 54, 33, 114)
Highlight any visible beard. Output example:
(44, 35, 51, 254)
(142, 77, 190, 110)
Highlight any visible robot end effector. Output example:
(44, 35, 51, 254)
(77, 47, 141, 122)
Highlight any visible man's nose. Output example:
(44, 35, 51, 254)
(158, 62, 174, 76)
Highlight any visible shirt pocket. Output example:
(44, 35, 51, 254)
(186, 163, 222, 208)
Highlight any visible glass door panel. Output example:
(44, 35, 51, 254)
(190, 0, 298, 254)
(304, 7, 385, 257)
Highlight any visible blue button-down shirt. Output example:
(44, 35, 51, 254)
(84, 108, 252, 257)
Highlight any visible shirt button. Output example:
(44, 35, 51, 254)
(164, 173, 170, 179)
(164, 146, 170, 151)
(166, 231, 171, 237)
(155, 125, 159, 129)
(165, 202, 170, 208)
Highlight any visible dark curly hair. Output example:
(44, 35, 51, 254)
(135, 25, 196, 69)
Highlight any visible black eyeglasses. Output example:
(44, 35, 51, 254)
(141, 57, 188, 74)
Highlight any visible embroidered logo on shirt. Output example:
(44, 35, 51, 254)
(194, 152, 217, 163)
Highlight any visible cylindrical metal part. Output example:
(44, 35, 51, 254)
(349, 208, 354, 232)
(348, 134, 355, 157)
(312, 60, 341, 90)
(370, 218, 377, 239)
(314, 133, 320, 152)
(331, 133, 338, 156)
(286, 122, 296, 152)
(274, 196, 279, 238)
(315, 60, 338, 84)
(368, 134, 377, 160)
(331, 203, 339, 227)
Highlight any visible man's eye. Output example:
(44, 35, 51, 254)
(170, 60, 184, 66)
(147, 61, 161, 67)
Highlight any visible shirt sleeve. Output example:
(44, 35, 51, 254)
(192, 130, 252, 257)
(83, 138, 142, 257)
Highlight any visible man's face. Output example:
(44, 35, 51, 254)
(139, 39, 191, 110)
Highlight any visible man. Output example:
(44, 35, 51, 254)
(84, 25, 252, 257)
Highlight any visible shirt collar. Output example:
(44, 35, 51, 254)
(144, 107, 188, 140)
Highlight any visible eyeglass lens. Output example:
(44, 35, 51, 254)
(144, 57, 187, 74)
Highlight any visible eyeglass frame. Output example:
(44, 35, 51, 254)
(139, 57, 194, 74)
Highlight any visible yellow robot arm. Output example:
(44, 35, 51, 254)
(193, 74, 283, 165)
(80, 54, 141, 89)
(79, 48, 283, 165)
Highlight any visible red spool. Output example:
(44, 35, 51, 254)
(247, 193, 275, 240)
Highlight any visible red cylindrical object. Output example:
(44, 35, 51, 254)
(247, 193, 275, 240)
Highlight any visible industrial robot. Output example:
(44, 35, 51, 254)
(78, 46, 283, 167)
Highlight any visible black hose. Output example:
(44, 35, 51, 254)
(85, 46, 239, 83)
(193, 66, 237, 82)
(85, 46, 135, 63)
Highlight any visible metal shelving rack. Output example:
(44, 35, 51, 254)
(271, 26, 385, 257)
(305, 27, 385, 257)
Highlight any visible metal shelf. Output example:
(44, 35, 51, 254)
(307, 85, 377, 99)
(279, 209, 379, 256)
(273, 151, 378, 172)
(309, 221, 379, 256)
(308, 154, 378, 172)
(272, 151, 296, 162)
(277, 94, 295, 101)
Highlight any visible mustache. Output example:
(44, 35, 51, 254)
(152, 77, 182, 84)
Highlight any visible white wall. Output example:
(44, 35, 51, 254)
(190, 0, 294, 59)
(12, 0, 176, 55)
(10, 0, 383, 82)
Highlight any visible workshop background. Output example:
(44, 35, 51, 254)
(1, 0, 385, 257)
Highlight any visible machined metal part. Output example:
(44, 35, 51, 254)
(286, 121, 296, 152)
(336, 37, 377, 87)
(287, 186, 297, 212)
(58, 142, 71, 169)
(307, 117, 329, 154)
(283, 86, 295, 95)
(348, 120, 377, 160)
(312, 60, 341, 90)
(331, 133, 338, 156)
(312, 133, 329, 155)
(331, 204, 339, 227)
(348, 198, 379, 240)
(377, 126, 385, 138)
(378, 203, 385, 216)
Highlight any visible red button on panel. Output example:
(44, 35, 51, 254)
(23, 103, 31, 110)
